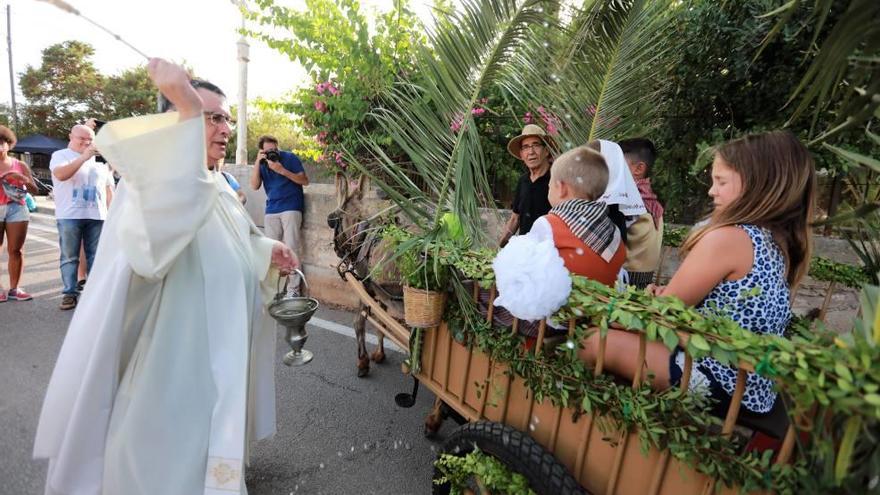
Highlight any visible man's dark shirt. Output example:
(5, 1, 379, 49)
(512, 169, 552, 235)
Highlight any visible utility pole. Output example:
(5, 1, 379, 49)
(233, 0, 249, 166)
(7, 4, 18, 128)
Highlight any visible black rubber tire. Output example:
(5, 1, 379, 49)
(432, 421, 588, 495)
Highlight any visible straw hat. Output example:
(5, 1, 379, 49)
(507, 124, 557, 159)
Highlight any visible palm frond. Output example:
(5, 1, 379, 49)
(347, 0, 551, 242)
(503, 0, 678, 148)
(759, 0, 880, 136)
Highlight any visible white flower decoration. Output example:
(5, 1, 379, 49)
(492, 234, 572, 321)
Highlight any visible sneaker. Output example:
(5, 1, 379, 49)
(76, 279, 86, 292)
(59, 294, 77, 311)
(8, 288, 33, 301)
(0, 291, 6, 303)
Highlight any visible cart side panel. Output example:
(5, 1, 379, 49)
(422, 324, 439, 379)
(463, 350, 492, 413)
(613, 432, 664, 495)
(446, 338, 470, 400)
(482, 362, 512, 423)
(430, 323, 453, 391)
(579, 415, 618, 494)
(551, 407, 589, 476)
(657, 457, 708, 495)
(503, 375, 534, 432)
(529, 398, 560, 451)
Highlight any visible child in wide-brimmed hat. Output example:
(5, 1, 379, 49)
(499, 124, 557, 247)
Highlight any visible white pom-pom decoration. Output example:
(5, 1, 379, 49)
(492, 235, 572, 321)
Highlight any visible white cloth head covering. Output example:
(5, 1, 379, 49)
(599, 139, 647, 217)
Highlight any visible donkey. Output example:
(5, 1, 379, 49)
(327, 173, 405, 377)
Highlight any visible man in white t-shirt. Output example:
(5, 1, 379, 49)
(49, 124, 114, 310)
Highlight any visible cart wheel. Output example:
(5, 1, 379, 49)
(432, 421, 586, 495)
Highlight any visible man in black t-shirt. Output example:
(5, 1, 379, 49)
(499, 124, 556, 246)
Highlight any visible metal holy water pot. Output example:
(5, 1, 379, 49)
(267, 269, 320, 366)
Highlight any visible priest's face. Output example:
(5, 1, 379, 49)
(198, 88, 232, 166)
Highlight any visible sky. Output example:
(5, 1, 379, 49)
(0, 0, 437, 109)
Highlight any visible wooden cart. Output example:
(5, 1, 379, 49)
(344, 272, 805, 495)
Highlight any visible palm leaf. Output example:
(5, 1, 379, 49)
(758, 0, 880, 135)
(346, 0, 550, 242)
(502, 0, 677, 148)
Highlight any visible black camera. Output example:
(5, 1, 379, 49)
(260, 149, 281, 166)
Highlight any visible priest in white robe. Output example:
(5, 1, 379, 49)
(33, 59, 299, 495)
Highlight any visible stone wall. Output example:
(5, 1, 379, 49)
(226, 164, 388, 308)
(227, 163, 861, 331)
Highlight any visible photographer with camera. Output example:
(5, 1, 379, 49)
(250, 135, 308, 294)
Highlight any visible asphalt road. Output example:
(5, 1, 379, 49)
(0, 209, 455, 495)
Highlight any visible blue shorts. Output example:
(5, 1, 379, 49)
(0, 201, 30, 223)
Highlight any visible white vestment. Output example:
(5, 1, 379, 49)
(33, 113, 280, 495)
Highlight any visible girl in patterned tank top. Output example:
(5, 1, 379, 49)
(577, 131, 816, 415)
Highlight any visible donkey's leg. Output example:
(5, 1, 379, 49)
(370, 330, 386, 364)
(355, 303, 371, 377)
(423, 397, 445, 438)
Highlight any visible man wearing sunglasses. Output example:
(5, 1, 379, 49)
(35, 59, 298, 495)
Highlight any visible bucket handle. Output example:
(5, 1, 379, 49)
(276, 268, 309, 298)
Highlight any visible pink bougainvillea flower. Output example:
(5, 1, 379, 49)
(523, 112, 533, 124)
(314, 100, 327, 112)
(327, 84, 340, 96)
(471, 107, 486, 117)
(450, 111, 465, 133)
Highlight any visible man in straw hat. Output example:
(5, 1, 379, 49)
(499, 124, 556, 247)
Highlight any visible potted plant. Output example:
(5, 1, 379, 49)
(383, 224, 450, 328)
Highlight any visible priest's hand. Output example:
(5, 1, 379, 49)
(148, 58, 203, 120)
(271, 242, 299, 276)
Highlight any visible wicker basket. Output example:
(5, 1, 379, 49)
(403, 285, 446, 328)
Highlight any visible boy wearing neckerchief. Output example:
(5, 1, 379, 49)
(491, 146, 626, 346)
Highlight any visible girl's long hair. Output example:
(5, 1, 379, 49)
(681, 131, 816, 289)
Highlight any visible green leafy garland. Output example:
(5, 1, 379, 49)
(432, 247, 879, 494)
(435, 448, 536, 495)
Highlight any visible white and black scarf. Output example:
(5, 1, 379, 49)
(549, 199, 621, 262)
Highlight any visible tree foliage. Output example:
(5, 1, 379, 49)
(17, 41, 155, 139)
(226, 98, 317, 165)
(244, 0, 425, 170)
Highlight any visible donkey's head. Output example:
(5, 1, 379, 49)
(328, 172, 371, 262)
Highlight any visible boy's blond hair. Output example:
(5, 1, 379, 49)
(550, 146, 608, 201)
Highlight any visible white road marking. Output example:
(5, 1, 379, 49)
(21, 218, 403, 354)
(307, 316, 404, 353)
(23, 232, 59, 247)
(25, 223, 58, 235)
